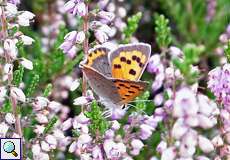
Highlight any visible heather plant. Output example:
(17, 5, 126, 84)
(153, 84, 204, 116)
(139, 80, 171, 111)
(0, 0, 230, 160)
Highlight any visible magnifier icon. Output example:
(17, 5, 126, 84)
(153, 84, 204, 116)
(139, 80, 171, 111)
(3, 141, 18, 157)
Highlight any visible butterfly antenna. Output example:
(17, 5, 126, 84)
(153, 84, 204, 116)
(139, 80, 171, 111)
(102, 108, 112, 118)
(129, 99, 153, 103)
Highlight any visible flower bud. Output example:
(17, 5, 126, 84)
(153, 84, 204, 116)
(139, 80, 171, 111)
(10, 87, 26, 103)
(20, 58, 33, 70)
(5, 113, 16, 124)
(131, 139, 144, 150)
(20, 35, 34, 45)
(198, 135, 214, 153)
(212, 135, 224, 147)
(161, 147, 176, 160)
(76, 31, 85, 44)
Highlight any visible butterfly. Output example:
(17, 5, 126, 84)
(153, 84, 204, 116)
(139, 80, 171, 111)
(80, 43, 151, 109)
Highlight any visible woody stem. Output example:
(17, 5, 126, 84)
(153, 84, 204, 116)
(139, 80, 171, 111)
(82, 3, 89, 110)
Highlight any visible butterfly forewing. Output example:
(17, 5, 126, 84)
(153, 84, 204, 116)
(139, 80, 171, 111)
(82, 65, 122, 104)
(84, 47, 112, 77)
(109, 43, 151, 81)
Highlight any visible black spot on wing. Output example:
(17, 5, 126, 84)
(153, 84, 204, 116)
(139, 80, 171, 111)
(129, 69, 136, 75)
(126, 60, 131, 64)
(120, 57, 126, 62)
(128, 91, 135, 94)
(136, 57, 141, 63)
(132, 55, 137, 60)
(114, 64, 121, 69)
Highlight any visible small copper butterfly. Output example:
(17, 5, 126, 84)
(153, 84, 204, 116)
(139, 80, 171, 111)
(80, 43, 151, 109)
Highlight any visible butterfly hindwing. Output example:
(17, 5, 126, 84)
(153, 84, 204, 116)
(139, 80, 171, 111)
(109, 43, 151, 81)
(112, 79, 148, 103)
(84, 47, 112, 77)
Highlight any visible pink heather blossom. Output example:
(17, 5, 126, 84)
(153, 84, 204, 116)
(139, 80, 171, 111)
(17, 11, 35, 26)
(103, 139, 126, 159)
(92, 146, 103, 160)
(5, 113, 16, 124)
(147, 54, 162, 74)
(161, 147, 177, 160)
(10, 87, 26, 102)
(8, 0, 20, 5)
(198, 135, 214, 153)
(94, 29, 109, 43)
(20, 58, 33, 70)
(98, 10, 115, 23)
(64, 0, 86, 16)
(59, 31, 85, 58)
(156, 141, 167, 153)
(169, 46, 183, 58)
(32, 97, 49, 111)
(208, 63, 230, 108)
(0, 122, 9, 137)
(4, 39, 18, 59)
(0, 86, 7, 102)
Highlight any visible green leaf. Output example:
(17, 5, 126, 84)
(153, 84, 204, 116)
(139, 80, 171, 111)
(13, 65, 24, 87)
(43, 83, 53, 97)
(225, 40, 230, 63)
(123, 12, 142, 43)
(0, 100, 12, 113)
(135, 91, 150, 111)
(154, 14, 172, 49)
(44, 116, 58, 134)
(85, 101, 109, 136)
(25, 73, 40, 96)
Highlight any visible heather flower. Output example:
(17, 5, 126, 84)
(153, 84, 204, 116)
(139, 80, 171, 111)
(92, 146, 103, 160)
(161, 147, 177, 160)
(73, 96, 92, 105)
(198, 135, 214, 153)
(10, 87, 26, 103)
(8, 0, 20, 5)
(169, 46, 183, 58)
(59, 31, 81, 58)
(0, 86, 7, 102)
(5, 3, 18, 15)
(94, 29, 109, 43)
(20, 35, 35, 45)
(0, 122, 9, 137)
(35, 113, 49, 124)
(103, 139, 126, 159)
(206, 0, 217, 22)
(32, 97, 49, 111)
(64, 0, 86, 16)
(4, 39, 18, 59)
(70, 79, 80, 91)
(20, 58, 33, 70)
(17, 11, 35, 26)
(5, 113, 16, 124)
(208, 64, 230, 107)
(98, 10, 115, 23)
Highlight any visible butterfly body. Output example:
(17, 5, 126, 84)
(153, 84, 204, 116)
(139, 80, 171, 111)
(81, 43, 151, 109)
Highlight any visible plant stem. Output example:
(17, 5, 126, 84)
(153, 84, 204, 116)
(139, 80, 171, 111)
(82, 4, 89, 110)
(0, 1, 23, 138)
(11, 97, 23, 137)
